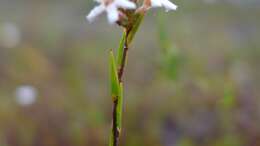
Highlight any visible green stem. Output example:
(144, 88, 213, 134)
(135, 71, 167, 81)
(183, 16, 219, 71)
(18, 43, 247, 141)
(109, 13, 144, 146)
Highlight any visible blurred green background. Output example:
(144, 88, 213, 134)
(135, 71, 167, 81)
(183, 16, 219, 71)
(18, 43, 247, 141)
(0, 0, 260, 146)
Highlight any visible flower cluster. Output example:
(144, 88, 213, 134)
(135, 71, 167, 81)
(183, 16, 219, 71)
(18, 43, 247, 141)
(86, 0, 177, 24)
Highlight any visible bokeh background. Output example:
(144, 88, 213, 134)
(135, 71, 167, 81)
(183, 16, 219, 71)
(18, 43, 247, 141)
(0, 0, 260, 146)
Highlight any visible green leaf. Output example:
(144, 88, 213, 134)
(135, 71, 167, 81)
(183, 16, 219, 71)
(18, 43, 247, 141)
(116, 32, 126, 67)
(109, 51, 120, 101)
(108, 84, 123, 146)
(127, 13, 144, 44)
(108, 132, 114, 146)
(108, 12, 144, 146)
(116, 83, 123, 129)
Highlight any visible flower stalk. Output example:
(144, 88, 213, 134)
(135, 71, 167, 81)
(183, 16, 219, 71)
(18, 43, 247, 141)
(86, 0, 177, 145)
(109, 13, 144, 146)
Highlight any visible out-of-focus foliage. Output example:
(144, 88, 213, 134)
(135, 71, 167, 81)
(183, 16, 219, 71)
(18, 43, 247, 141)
(0, 0, 260, 146)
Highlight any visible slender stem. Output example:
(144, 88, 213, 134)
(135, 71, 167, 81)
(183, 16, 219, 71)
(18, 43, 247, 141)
(111, 31, 129, 146)
(109, 13, 144, 145)
(112, 98, 119, 146)
(118, 33, 129, 82)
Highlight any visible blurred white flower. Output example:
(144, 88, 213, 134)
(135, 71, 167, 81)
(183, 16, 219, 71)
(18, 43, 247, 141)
(0, 22, 21, 48)
(15, 85, 37, 106)
(86, 0, 136, 24)
(145, 0, 178, 11)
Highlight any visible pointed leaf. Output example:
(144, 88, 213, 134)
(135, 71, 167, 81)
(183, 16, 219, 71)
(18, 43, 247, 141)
(117, 32, 126, 67)
(127, 13, 144, 44)
(116, 83, 123, 129)
(109, 51, 120, 101)
(108, 132, 114, 146)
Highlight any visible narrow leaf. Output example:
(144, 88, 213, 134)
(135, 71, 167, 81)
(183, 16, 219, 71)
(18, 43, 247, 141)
(116, 83, 123, 129)
(108, 132, 114, 146)
(109, 51, 120, 101)
(117, 32, 127, 67)
(127, 13, 144, 44)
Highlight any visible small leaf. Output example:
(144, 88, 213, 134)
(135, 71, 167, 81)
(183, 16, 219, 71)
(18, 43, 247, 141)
(109, 51, 121, 101)
(127, 13, 144, 44)
(117, 32, 126, 67)
(108, 133, 114, 146)
(116, 83, 123, 129)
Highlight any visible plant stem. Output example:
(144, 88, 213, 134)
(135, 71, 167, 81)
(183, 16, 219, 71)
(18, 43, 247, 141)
(112, 97, 120, 146)
(109, 13, 144, 146)
(118, 32, 129, 82)
(111, 31, 129, 146)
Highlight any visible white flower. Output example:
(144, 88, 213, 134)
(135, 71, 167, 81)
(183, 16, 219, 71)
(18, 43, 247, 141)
(15, 85, 38, 106)
(147, 0, 178, 11)
(86, 0, 136, 24)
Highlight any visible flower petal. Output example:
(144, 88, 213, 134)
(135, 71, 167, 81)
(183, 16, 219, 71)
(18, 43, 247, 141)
(114, 0, 136, 9)
(150, 0, 162, 7)
(161, 0, 177, 11)
(86, 5, 106, 22)
(106, 4, 119, 24)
